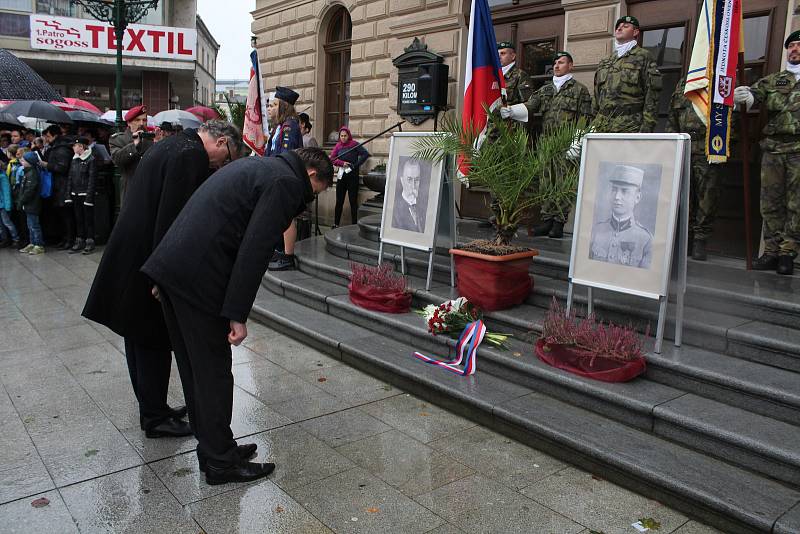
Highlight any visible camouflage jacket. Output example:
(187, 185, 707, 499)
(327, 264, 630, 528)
(593, 46, 662, 133)
(666, 76, 706, 155)
(750, 70, 800, 153)
(525, 78, 593, 129)
(504, 64, 534, 106)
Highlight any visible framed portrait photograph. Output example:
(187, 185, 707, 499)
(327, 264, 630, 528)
(569, 134, 687, 299)
(380, 133, 446, 251)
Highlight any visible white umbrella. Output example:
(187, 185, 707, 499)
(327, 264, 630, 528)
(152, 109, 202, 129)
(101, 110, 156, 128)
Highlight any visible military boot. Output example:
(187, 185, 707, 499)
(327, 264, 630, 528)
(692, 239, 707, 261)
(751, 254, 778, 271)
(68, 238, 85, 254)
(548, 221, 564, 239)
(530, 220, 553, 237)
(82, 239, 95, 255)
(776, 255, 794, 276)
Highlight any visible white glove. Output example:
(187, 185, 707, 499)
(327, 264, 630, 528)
(566, 126, 593, 160)
(499, 103, 529, 122)
(733, 86, 754, 110)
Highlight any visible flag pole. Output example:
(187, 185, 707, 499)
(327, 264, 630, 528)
(736, 52, 753, 269)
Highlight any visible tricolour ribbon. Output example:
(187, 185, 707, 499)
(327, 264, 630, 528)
(414, 320, 487, 376)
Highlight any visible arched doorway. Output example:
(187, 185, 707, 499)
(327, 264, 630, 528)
(323, 6, 352, 145)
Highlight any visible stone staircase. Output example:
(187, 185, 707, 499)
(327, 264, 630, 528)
(250, 217, 800, 533)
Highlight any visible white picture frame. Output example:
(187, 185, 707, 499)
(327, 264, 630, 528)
(569, 133, 687, 300)
(380, 132, 445, 251)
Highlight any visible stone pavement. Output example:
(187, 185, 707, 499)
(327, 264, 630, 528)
(0, 247, 721, 534)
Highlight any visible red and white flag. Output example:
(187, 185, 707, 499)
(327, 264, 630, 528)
(242, 49, 269, 156)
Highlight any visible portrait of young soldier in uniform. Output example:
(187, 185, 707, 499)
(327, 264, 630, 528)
(589, 164, 656, 269)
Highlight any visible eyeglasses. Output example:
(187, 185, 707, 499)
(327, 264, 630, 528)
(222, 141, 233, 166)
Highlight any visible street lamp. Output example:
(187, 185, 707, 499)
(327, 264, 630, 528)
(70, 0, 159, 131)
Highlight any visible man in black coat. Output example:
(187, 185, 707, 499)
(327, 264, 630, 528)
(82, 121, 243, 439)
(141, 147, 333, 485)
(40, 125, 77, 248)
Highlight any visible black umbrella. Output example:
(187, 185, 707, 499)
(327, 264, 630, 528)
(2, 100, 73, 124)
(67, 110, 114, 128)
(0, 49, 65, 102)
(0, 111, 23, 130)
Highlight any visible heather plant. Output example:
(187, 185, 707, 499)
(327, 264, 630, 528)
(350, 262, 408, 293)
(541, 298, 647, 363)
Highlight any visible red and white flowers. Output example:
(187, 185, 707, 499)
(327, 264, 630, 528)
(417, 297, 510, 348)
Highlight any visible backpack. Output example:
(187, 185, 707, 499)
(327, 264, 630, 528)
(39, 167, 52, 198)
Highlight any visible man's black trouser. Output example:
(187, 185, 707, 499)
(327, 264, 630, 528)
(160, 288, 238, 467)
(123, 337, 173, 430)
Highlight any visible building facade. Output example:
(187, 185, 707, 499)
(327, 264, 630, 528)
(1, 0, 216, 113)
(252, 0, 799, 254)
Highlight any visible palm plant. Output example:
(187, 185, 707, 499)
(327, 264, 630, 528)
(413, 109, 587, 248)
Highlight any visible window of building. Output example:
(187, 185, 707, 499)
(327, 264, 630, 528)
(323, 6, 352, 144)
(640, 24, 686, 131)
(0, 11, 29, 36)
(741, 14, 770, 86)
(521, 38, 557, 92)
(137, 2, 163, 26)
(36, 0, 76, 16)
(0, 0, 32, 11)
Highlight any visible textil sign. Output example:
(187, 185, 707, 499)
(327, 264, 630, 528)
(29, 15, 196, 61)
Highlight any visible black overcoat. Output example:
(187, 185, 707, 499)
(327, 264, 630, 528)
(82, 129, 211, 349)
(45, 135, 76, 208)
(141, 152, 314, 323)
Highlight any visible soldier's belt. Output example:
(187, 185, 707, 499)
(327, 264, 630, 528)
(599, 104, 644, 115)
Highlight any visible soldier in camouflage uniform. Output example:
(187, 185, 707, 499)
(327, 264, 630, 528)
(502, 51, 593, 238)
(498, 41, 533, 105)
(734, 30, 800, 275)
(666, 75, 723, 261)
(593, 16, 662, 133)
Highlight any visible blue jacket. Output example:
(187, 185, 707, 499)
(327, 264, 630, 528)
(265, 118, 303, 157)
(0, 171, 11, 211)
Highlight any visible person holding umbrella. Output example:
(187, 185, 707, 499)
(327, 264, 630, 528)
(40, 124, 77, 250)
(110, 105, 153, 204)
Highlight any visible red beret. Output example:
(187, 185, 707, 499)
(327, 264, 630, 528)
(124, 105, 147, 122)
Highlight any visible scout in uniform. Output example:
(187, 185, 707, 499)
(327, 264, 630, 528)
(593, 16, 662, 133)
(497, 41, 533, 106)
(666, 75, 722, 261)
(502, 51, 593, 238)
(734, 30, 800, 275)
(589, 164, 653, 269)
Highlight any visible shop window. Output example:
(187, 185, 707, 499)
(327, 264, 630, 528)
(36, 0, 76, 16)
(640, 24, 686, 131)
(521, 38, 556, 92)
(69, 85, 110, 110)
(0, 0, 32, 11)
(0, 11, 29, 36)
(121, 88, 143, 110)
(323, 6, 352, 144)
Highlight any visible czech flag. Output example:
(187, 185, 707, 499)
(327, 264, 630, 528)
(460, 0, 505, 175)
(242, 49, 269, 156)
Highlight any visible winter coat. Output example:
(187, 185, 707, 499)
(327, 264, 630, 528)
(82, 129, 211, 349)
(142, 151, 315, 323)
(44, 135, 76, 207)
(67, 152, 97, 203)
(16, 166, 41, 215)
(265, 118, 303, 157)
(110, 129, 154, 202)
(331, 143, 369, 178)
(0, 171, 11, 211)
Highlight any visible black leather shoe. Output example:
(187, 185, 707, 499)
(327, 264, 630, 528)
(692, 239, 707, 261)
(198, 443, 258, 472)
(777, 255, 794, 276)
(205, 461, 275, 486)
(168, 405, 188, 420)
(145, 418, 193, 438)
(752, 254, 778, 271)
(548, 221, 564, 239)
(531, 220, 553, 237)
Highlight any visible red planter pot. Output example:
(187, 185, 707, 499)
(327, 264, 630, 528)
(450, 248, 538, 311)
(534, 339, 646, 382)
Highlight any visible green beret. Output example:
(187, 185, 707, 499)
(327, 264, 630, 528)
(785, 30, 800, 48)
(554, 51, 573, 62)
(615, 15, 640, 29)
(497, 41, 515, 51)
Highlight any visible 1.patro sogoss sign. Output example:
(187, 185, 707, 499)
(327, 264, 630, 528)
(29, 14, 196, 61)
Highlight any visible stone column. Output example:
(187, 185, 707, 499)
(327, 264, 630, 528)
(561, 0, 623, 87)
